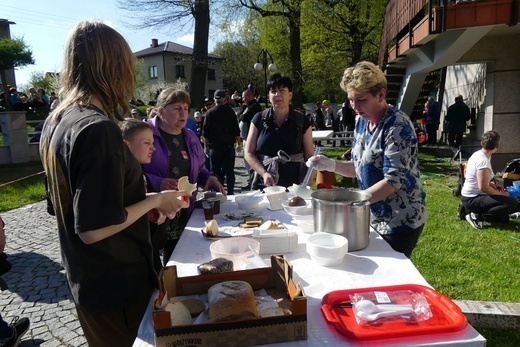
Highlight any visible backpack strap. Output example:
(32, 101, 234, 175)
(293, 109, 305, 151)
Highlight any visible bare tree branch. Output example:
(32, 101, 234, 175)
(238, 0, 291, 18)
(117, 0, 195, 32)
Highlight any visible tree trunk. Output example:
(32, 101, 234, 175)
(189, 0, 210, 111)
(288, 10, 303, 110)
(0, 69, 12, 111)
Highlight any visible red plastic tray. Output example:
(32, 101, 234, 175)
(321, 284, 467, 341)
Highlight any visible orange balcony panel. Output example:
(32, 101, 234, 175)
(454, 7, 476, 28)
(388, 46, 397, 62)
(398, 33, 411, 53)
(477, 5, 498, 26)
(497, 2, 517, 22)
(445, 0, 517, 30)
(412, 17, 429, 46)
(432, 6, 444, 32)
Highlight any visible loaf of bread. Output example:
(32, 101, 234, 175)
(178, 176, 197, 195)
(164, 301, 192, 326)
(205, 219, 219, 237)
(259, 220, 283, 230)
(197, 257, 233, 274)
(181, 298, 206, 317)
(208, 281, 258, 322)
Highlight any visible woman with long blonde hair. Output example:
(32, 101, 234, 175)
(40, 21, 189, 346)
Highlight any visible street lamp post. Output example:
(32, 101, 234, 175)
(253, 49, 277, 105)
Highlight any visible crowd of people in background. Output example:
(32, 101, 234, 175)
(5, 19, 518, 347)
(0, 86, 58, 113)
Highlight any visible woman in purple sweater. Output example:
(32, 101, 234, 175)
(142, 88, 225, 265)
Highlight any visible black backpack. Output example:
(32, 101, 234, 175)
(498, 158, 520, 176)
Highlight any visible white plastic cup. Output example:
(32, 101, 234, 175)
(263, 186, 287, 211)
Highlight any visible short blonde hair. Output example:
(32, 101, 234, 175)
(156, 88, 191, 109)
(340, 61, 387, 95)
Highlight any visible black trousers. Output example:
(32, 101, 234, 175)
(379, 224, 424, 258)
(448, 132, 463, 148)
(76, 289, 152, 347)
(462, 194, 518, 223)
(209, 146, 236, 195)
(426, 123, 438, 144)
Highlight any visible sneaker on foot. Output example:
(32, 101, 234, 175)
(509, 212, 520, 219)
(465, 213, 483, 230)
(0, 316, 30, 347)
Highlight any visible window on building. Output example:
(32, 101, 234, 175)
(176, 65, 185, 78)
(208, 69, 216, 80)
(148, 66, 158, 79)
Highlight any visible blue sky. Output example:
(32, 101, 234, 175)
(2, 0, 216, 87)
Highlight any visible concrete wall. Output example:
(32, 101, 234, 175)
(458, 33, 520, 169)
(0, 111, 30, 164)
(142, 55, 165, 86)
(206, 59, 223, 97)
(440, 32, 520, 169)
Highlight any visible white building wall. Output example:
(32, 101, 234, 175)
(442, 32, 520, 168)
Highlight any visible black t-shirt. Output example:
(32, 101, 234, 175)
(251, 108, 311, 187)
(157, 129, 190, 240)
(202, 104, 240, 148)
(315, 108, 326, 129)
(40, 105, 156, 313)
(239, 100, 262, 124)
(158, 129, 191, 179)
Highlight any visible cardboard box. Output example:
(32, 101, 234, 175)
(153, 255, 307, 347)
(252, 229, 298, 254)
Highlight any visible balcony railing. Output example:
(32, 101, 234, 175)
(380, 0, 520, 66)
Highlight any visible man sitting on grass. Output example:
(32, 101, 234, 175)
(460, 130, 520, 229)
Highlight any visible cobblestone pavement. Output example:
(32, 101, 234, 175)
(0, 153, 253, 346)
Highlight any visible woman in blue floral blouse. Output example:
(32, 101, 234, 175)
(307, 61, 427, 258)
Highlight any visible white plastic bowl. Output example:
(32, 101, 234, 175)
(263, 186, 286, 194)
(306, 233, 348, 266)
(281, 201, 312, 216)
(292, 213, 314, 222)
(287, 184, 314, 199)
(294, 219, 314, 233)
(210, 237, 260, 270)
(235, 194, 263, 210)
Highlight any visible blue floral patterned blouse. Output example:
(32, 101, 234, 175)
(351, 106, 427, 234)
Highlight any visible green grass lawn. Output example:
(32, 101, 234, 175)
(323, 146, 520, 346)
(1, 148, 519, 345)
(0, 161, 45, 212)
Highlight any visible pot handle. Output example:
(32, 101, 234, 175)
(350, 201, 370, 207)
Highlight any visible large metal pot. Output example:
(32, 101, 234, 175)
(311, 189, 371, 251)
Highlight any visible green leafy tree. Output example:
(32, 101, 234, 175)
(213, 41, 255, 94)
(0, 37, 34, 110)
(235, 0, 305, 109)
(26, 71, 60, 95)
(300, 0, 385, 103)
(215, 0, 386, 106)
(211, 12, 265, 96)
(317, 0, 385, 64)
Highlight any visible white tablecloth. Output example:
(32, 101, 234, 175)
(134, 196, 486, 347)
(312, 130, 334, 141)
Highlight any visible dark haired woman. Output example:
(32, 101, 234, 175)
(244, 73, 314, 188)
(461, 130, 518, 229)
